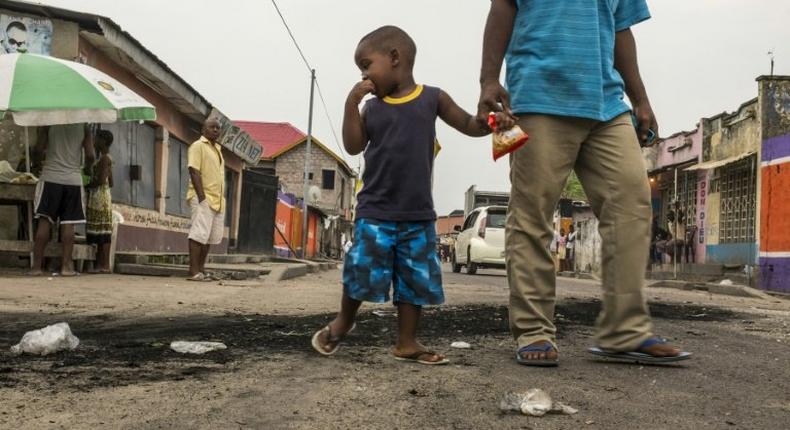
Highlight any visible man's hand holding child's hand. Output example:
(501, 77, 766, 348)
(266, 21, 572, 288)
(491, 111, 516, 131)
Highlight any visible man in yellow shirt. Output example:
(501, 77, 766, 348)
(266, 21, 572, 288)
(186, 118, 225, 281)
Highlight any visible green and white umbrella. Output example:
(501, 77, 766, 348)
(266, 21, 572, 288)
(0, 53, 156, 126)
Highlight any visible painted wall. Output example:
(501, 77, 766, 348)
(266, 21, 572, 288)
(78, 36, 248, 253)
(757, 76, 790, 292)
(572, 207, 601, 275)
(701, 100, 761, 266)
(273, 192, 319, 258)
(274, 143, 355, 218)
(0, 8, 78, 59)
(436, 215, 464, 235)
(695, 171, 708, 262)
(656, 127, 702, 168)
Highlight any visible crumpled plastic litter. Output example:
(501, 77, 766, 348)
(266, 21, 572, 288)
(451, 341, 472, 349)
(499, 389, 578, 417)
(10, 322, 80, 356)
(719, 279, 733, 286)
(170, 341, 227, 354)
(372, 309, 396, 317)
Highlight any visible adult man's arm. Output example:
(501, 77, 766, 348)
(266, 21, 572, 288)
(614, 28, 658, 145)
(187, 143, 206, 202)
(82, 124, 95, 176)
(477, 0, 517, 125)
(33, 126, 49, 166)
(188, 167, 206, 203)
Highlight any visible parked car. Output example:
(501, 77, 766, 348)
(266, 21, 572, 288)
(452, 205, 507, 274)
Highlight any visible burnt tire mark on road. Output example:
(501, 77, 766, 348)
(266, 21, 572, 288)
(0, 299, 745, 391)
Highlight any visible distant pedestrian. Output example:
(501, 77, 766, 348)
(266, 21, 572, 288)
(186, 118, 225, 281)
(311, 25, 513, 365)
(86, 130, 114, 273)
(566, 224, 577, 272)
(478, 0, 689, 365)
(557, 228, 567, 271)
(549, 228, 560, 273)
(342, 238, 353, 258)
(29, 124, 95, 276)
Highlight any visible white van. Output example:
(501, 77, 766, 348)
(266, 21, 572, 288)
(452, 205, 507, 274)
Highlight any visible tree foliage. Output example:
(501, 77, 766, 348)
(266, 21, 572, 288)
(561, 171, 587, 201)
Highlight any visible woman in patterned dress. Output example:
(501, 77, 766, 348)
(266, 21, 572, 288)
(86, 130, 114, 273)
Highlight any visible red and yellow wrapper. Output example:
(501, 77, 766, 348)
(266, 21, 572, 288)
(489, 113, 528, 161)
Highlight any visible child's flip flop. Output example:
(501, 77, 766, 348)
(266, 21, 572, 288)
(393, 349, 449, 365)
(311, 323, 356, 356)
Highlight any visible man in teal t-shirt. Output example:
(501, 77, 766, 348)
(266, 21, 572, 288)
(477, 0, 690, 366)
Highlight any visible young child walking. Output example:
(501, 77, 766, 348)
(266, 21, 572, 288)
(311, 25, 513, 365)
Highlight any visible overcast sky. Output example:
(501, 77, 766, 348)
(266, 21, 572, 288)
(35, 0, 790, 214)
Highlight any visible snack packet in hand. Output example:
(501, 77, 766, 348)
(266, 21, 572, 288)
(489, 113, 528, 161)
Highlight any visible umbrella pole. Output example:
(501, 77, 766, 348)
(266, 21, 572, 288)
(24, 126, 34, 267)
(25, 127, 30, 173)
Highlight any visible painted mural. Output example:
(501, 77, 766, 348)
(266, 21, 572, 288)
(0, 14, 52, 55)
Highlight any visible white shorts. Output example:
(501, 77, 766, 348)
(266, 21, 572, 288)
(188, 198, 225, 245)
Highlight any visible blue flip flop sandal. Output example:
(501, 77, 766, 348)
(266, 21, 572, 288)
(515, 342, 559, 367)
(588, 336, 692, 364)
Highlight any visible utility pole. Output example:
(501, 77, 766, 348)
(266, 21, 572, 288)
(301, 68, 316, 259)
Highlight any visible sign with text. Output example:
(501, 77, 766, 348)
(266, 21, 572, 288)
(210, 109, 263, 164)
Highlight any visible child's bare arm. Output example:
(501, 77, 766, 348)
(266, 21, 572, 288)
(343, 80, 375, 155)
(438, 90, 515, 137)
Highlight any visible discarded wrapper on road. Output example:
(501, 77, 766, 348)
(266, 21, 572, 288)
(489, 112, 529, 161)
(499, 388, 578, 417)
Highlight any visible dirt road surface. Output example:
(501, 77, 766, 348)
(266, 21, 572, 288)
(1, 266, 788, 429)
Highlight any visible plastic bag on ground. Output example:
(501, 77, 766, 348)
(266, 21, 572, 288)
(499, 389, 578, 417)
(10, 322, 80, 356)
(170, 341, 227, 354)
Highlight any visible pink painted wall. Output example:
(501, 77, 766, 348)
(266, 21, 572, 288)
(655, 126, 702, 168)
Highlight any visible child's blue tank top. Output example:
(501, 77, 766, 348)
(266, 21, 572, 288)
(356, 84, 439, 222)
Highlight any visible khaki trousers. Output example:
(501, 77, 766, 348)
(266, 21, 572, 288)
(506, 113, 653, 352)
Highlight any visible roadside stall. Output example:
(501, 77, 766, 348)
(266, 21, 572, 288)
(0, 53, 155, 268)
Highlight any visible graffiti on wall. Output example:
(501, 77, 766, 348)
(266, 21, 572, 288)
(115, 205, 190, 232)
(0, 14, 52, 55)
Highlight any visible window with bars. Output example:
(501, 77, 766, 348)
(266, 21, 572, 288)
(716, 156, 756, 244)
(661, 170, 697, 230)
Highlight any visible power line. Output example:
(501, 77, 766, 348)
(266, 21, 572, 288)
(270, 0, 311, 72)
(269, 0, 353, 171)
(315, 79, 353, 171)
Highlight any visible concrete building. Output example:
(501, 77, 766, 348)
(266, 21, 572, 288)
(757, 76, 790, 293)
(640, 75, 790, 293)
(236, 122, 356, 219)
(436, 209, 465, 235)
(0, 1, 262, 258)
(236, 121, 357, 258)
(644, 124, 705, 262)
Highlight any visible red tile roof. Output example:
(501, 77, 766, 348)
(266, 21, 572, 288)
(234, 121, 306, 160)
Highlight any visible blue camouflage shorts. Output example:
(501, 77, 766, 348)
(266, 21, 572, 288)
(343, 218, 444, 306)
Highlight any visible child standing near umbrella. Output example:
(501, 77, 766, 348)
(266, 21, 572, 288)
(86, 130, 114, 273)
